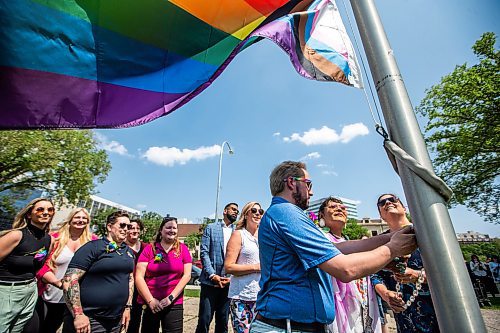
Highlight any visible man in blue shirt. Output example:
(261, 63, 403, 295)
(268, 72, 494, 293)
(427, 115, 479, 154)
(252, 161, 417, 333)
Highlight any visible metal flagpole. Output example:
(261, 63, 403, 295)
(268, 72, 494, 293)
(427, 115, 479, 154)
(348, 0, 486, 331)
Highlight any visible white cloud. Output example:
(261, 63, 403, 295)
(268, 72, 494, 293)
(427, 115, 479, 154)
(177, 217, 194, 224)
(143, 144, 220, 167)
(94, 132, 130, 156)
(339, 123, 370, 143)
(136, 204, 147, 210)
(273, 132, 281, 137)
(322, 170, 339, 176)
(316, 163, 328, 168)
(283, 123, 369, 145)
(301, 152, 321, 160)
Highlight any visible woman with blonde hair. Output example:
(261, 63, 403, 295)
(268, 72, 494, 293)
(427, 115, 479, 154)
(225, 202, 262, 333)
(0, 198, 54, 333)
(135, 216, 192, 333)
(36, 207, 97, 333)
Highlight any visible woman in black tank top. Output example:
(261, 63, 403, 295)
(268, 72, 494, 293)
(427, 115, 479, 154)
(0, 198, 54, 333)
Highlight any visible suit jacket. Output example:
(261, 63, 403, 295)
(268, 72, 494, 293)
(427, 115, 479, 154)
(199, 221, 232, 286)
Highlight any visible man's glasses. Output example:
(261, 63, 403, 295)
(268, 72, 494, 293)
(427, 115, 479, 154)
(286, 177, 313, 190)
(118, 223, 132, 230)
(250, 208, 265, 215)
(377, 196, 399, 207)
(35, 207, 55, 215)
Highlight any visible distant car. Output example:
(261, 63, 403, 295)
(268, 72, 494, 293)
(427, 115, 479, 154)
(189, 265, 201, 285)
(194, 260, 202, 269)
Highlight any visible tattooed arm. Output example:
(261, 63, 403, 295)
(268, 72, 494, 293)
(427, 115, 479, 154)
(121, 272, 134, 331)
(63, 267, 90, 333)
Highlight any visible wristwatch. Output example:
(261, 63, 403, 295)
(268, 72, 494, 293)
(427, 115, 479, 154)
(168, 294, 174, 303)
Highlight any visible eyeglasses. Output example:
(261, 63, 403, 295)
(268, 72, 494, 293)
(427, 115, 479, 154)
(250, 208, 265, 215)
(377, 196, 399, 207)
(227, 207, 239, 214)
(326, 203, 346, 210)
(118, 223, 132, 230)
(286, 177, 313, 190)
(34, 207, 55, 215)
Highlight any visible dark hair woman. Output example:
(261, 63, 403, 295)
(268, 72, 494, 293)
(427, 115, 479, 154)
(125, 218, 147, 333)
(135, 217, 192, 333)
(0, 198, 54, 332)
(62, 211, 135, 333)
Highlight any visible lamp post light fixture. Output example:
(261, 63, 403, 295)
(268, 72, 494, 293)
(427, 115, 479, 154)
(214, 141, 234, 224)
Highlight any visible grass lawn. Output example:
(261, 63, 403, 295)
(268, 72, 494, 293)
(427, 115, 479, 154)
(185, 289, 200, 298)
(482, 296, 500, 310)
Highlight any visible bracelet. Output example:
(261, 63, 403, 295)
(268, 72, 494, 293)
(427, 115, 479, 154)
(124, 304, 132, 308)
(147, 299, 154, 304)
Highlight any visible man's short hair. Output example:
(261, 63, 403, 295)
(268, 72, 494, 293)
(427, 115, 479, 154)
(224, 202, 238, 210)
(106, 210, 130, 225)
(269, 161, 307, 196)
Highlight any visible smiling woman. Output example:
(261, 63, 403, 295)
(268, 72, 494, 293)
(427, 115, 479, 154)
(62, 211, 135, 333)
(0, 198, 54, 333)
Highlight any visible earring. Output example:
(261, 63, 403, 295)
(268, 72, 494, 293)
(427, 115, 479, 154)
(319, 219, 325, 228)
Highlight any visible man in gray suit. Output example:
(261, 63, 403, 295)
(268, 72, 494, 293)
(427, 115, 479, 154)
(195, 202, 239, 333)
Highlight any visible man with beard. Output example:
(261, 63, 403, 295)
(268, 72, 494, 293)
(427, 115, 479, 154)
(196, 203, 239, 333)
(251, 161, 417, 333)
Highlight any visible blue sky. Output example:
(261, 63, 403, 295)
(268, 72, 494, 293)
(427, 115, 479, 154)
(93, 0, 500, 236)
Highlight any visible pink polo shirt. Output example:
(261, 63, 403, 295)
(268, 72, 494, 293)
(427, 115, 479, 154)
(137, 242, 192, 305)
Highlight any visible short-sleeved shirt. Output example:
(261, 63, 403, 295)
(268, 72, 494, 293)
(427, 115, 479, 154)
(256, 196, 341, 324)
(137, 242, 192, 305)
(68, 238, 135, 319)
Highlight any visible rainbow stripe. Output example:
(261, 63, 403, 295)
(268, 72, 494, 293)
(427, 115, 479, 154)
(0, 0, 360, 129)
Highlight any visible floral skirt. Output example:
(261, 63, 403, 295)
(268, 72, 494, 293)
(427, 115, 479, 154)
(230, 298, 257, 333)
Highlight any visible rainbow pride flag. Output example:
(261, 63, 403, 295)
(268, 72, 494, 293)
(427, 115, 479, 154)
(0, 0, 361, 129)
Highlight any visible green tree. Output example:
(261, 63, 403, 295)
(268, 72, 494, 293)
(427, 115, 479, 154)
(416, 32, 499, 224)
(460, 240, 500, 261)
(184, 232, 201, 251)
(343, 218, 370, 240)
(0, 130, 111, 214)
(90, 207, 116, 237)
(140, 211, 163, 242)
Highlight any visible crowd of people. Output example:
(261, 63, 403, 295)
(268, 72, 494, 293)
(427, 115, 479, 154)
(3, 160, 492, 333)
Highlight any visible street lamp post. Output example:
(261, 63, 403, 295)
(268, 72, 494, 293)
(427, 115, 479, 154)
(214, 141, 234, 224)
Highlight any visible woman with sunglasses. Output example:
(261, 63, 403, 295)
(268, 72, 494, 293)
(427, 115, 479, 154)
(36, 208, 97, 333)
(135, 217, 192, 333)
(370, 194, 439, 333)
(0, 198, 54, 333)
(318, 197, 382, 333)
(62, 210, 135, 333)
(224, 202, 263, 333)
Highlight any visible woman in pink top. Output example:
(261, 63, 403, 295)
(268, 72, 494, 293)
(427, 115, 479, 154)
(135, 216, 192, 333)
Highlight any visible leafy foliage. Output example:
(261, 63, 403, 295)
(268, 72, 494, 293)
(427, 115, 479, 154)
(140, 211, 163, 242)
(416, 32, 499, 223)
(343, 218, 370, 240)
(91, 207, 116, 237)
(0, 130, 111, 213)
(184, 232, 201, 251)
(460, 240, 500, 261)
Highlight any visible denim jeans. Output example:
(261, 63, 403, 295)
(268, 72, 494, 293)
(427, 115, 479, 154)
(249, 320, 330, 333)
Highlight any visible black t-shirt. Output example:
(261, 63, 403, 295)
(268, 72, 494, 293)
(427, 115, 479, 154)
(68, 238, 134, 319)
(0, 224, 51, 281)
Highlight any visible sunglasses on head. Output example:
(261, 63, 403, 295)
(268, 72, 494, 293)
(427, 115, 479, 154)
(250, 208, 264, 215)
(377, 196, 399, 207)
(35, 207, 55, 214)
